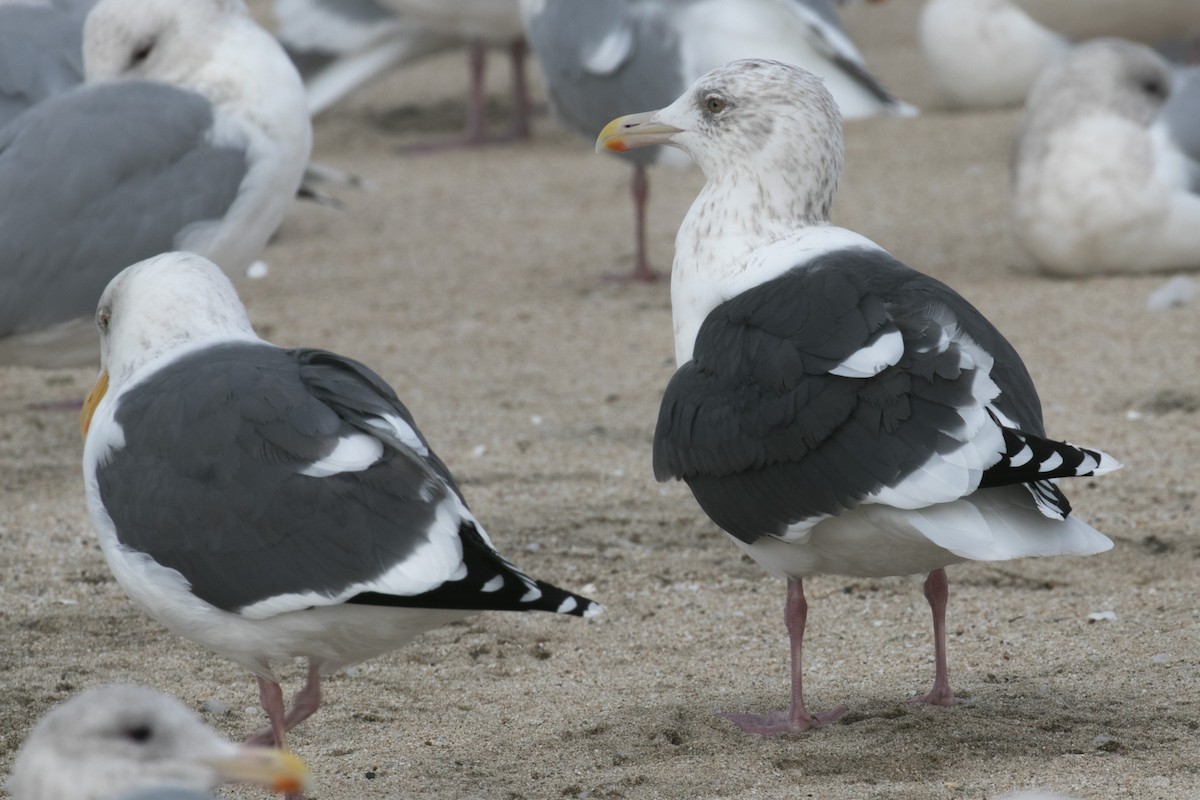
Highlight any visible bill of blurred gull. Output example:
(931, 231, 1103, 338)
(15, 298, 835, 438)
(0, 0, 311, 368)
(598, 59, 1117, 734)
(1012, 40, 1200, 276)
(0, 2, 84, 130)
(918, 0, 1069, 109)
(79, 252, 601, 753)
(523, 0, 914, 283)
(6, 684, 309, 800)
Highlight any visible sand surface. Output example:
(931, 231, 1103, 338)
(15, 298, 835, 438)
(2, 2, 1199, 798)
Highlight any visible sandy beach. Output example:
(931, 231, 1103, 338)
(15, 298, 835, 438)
(2, 1, 1199, 797)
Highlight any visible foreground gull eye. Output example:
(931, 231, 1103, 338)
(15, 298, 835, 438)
(97, 310, 111, 332)
(705, 95, 727, 114)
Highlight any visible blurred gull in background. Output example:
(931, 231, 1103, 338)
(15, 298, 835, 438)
(523, 0, 915, 282)
(1011, 39, 1200, 276)
(0, 0, 311, 367)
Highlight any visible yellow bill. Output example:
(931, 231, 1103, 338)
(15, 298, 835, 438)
(80, 370, 109, 439)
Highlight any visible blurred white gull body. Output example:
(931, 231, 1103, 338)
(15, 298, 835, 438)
(523, 0, 914, 282)
(1012, 39, 1200, 276)
(6, 684, 307, 800)
(919, 0, 1069, 109)
(0, 0, 310, 367)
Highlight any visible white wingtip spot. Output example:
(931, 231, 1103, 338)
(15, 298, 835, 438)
(556, 596, 578, 614)
(1009, 445, 1034, 468)
(1039, 451, 1064, 472)
(481, 575, 504, 593)
(520, 587, 543, 603)
(582, 602, 604, 618)
(1091, 451, 1123, 476)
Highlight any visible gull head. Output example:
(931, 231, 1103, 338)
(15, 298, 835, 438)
(6, 685, 309, 800)
(83, 0, 247, 85)
(597, 59, 845, 222)
(1025, 39, 1172, 131)
(87, 252, 258, 416)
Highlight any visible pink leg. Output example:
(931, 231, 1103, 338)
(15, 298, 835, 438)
(910, 568, 965, 706)
(722, 577, 847, 736)
(604, 164, 658, 283)
(246, 663, 324, 746)
(507, 39, 531, 140)
(249, 677, 289, 748)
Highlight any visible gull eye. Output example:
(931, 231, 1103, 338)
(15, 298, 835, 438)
(129, 40, 154, 68)
(124, 724, 153, 744)
(97, 310, 111, 333)
(704, 95, 727, 115)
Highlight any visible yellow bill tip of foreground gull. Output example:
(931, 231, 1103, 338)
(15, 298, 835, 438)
(595, 111, 682, 153)
(206, 746, 311, 794)
(80, 370, 109, 439)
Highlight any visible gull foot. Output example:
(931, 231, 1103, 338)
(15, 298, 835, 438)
(720, 705, 847, 736)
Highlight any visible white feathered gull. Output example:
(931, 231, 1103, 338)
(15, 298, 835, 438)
(6, 684, 309, 800)
(79, 252, 601, 751)
(523, 0, 913, 282)
(0, 0, 310, 367)
(598, 59, 1118, 734)
(1012, 39, 1200, 276)
(918, 0, 1069, 110)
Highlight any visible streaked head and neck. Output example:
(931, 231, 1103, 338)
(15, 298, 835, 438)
(597, 59, 849, 363)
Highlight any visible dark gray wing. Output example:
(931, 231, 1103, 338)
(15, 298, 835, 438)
(97, 343, 598, 617)
(0, 4, 84, 130)
(525, 0, 685, 166)
(653, 248, 1048, 543)
(0, 81, 246, 337)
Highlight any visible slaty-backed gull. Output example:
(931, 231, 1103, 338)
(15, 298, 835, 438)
(79, 252, 601, 751)
(598, 59, 1118, 735)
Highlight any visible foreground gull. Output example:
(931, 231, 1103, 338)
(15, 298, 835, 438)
(79, 252, 601, 751)
(524, 0, 913, 282)
(0, 0, 310, 367)
(6, 684, 308, 800)
(918, 0, 1069, 109)
(598, 59, 1118, 734)
(1012, 39, 1200, 276)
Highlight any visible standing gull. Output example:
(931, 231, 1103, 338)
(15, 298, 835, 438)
(523, 0, 914, 282)
(598, 59, 1117, 734)
(79, 252, 601, 752)
(6, 684, 308, 800)
(1012, 39, 1200, 276)
(0, 0, 310, 367)
(371, 0, 533, 146)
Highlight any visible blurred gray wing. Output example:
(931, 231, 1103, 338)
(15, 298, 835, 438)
(0, 81, 247, 337)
